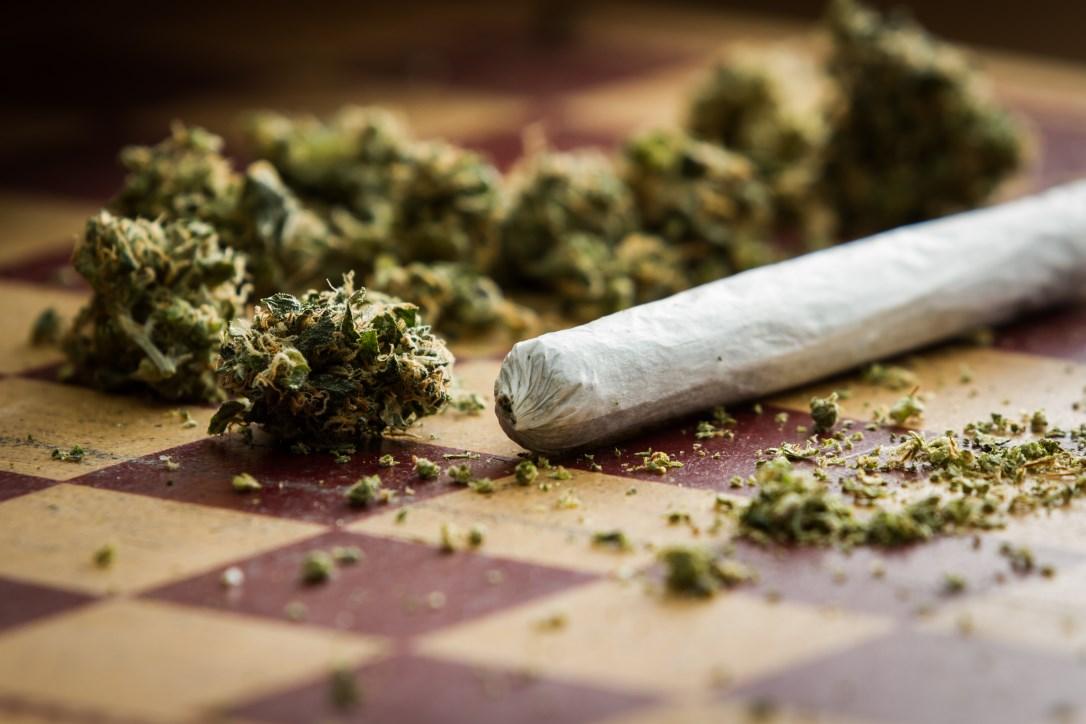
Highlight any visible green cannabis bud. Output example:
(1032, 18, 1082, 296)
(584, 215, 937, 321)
(624, 129, 775, 282)
(62, 211, 249, 402)
(659, 545, 754, 597)
(111, 122, 241, 230)
(30, 308, 62, 346)
(394, 140, 502, 269)
(234, 161, 336, 297)
(246, 106, 409, 209)
(209, 274, 453, 447)
(821, 0, 1026, 237)
(246, 107, 502, 273)
(809, 392, 840, 433)
(684, 57, 831, 240)
(501, 148, 641, 319)
(368, 256, 536, 339)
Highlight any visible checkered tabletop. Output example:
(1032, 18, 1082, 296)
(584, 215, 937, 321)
(3, 5, 1086, 723)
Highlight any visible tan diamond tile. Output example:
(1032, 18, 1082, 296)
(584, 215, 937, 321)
(417, 578, 892, 695)
(917, 586, 1086, 658)
(0, 483, 323, 594)
(133, 81, 528, 152)
(0, 377, 218, 480)
(0, 598, 382, 722)
(771, 346, 1086, 433)
(352, 470, 736, 573)
(0, 281, 86, 374)
(414, 358, 527, 457)
(594, 699, 874, 724)
(0, 193, 95, 266)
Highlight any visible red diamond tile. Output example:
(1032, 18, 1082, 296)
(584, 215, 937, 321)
(0, 577, 95, 632)
(355, 21, 695, 97)
(144, 530, 595, 638)
(565, 405, 895, 491)
(731, 535, 1083, 619)
(0, 246, 85, 290)
(462, 126, 621, 172)
(231, 653, 656, 724)
(73, 435, 517, 525)
(993, 304, 1086, 363)
(733, 630, 1086, 724)
(0, 470, 55, 503)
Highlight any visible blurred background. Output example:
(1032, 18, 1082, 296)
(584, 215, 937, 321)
(4, 0, 1086, 204)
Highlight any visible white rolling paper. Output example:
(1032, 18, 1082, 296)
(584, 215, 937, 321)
(495, 180, 1086, 455)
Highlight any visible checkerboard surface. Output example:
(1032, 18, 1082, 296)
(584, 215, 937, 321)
(3, 5, 1086, 723)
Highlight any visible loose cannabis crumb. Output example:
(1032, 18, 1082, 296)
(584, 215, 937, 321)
(332, 546, 364, 565)
(329, 665, 360, 710)
(635, 450, 684, 475)
(659, 545, 756, 597)
(469, 478, 495, 495)
(467, 525, 486, 547)
(888, 393, 925, 425)
(346, 475, 384, 507)
(93, 544, 116, 569)
(232, 472, 262, 494)
(300, 550, 335, 584)
(413, 456, 440, 480)
(862, 363, 918, 391)
(592, 530, 632, 551)
(52, 445, 86, 463)
(943, 573, 967, 595)
(447, 464, 473, 485)
(810, 392, 840, 434)
(549, 465, 573, 481)
(535, 613, 569, 631)
(514, 460, 538, 485)
(439, 523, 458, 554)
(30, 307, 61, 346)
(450, 391, 487, 415)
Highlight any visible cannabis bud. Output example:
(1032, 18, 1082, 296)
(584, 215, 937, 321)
(234, 161, 336, 296)
(623, 129, 775, 282)
(111, 122, 241, 231)
(500, 148, 641, 318)
(684, 57, 831, 241)
(210, 274, 453, 447)
(393, 140, 503, 269)
(368, 256, 536, 339)
(61, 211, 249, 402)
(821, 0, 1026, 237)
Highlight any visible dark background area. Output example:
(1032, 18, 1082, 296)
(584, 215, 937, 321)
(4, 0, 1084, 112)
(3, 0, 1083, 199)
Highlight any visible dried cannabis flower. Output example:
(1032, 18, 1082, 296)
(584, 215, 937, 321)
(810, 392, 840, 433)
(210, 274, 453, 447)
(501, 147, 646, 319)
(246, 107, 502, 273)
(659, 545, 755, 597)
(394, 140, 503, 269)
(821, 0, 1026, 237)
(30, 308, 61, 346)
(111, 122, 241, 230)
(624, 129, 775, 283)
(514, 460, 539, 486)
(685, 56, 830, 239)
(62, 211, 249, 402)
(368, 257, 536, 339)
